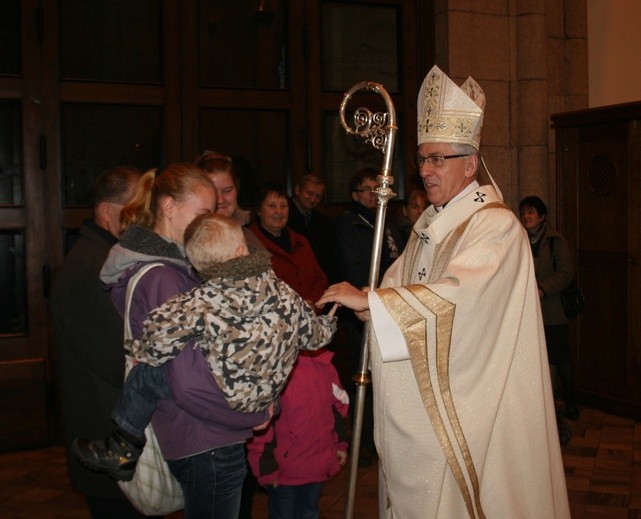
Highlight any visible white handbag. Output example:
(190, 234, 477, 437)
(117, 262, 185, 515)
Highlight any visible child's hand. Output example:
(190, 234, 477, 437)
(327, 303, 339, 318)
(337, 450, 348, 466)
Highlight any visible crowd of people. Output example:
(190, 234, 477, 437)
(53, 65, 573, 519)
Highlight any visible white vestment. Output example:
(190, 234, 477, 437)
(368, 183, 570, 519)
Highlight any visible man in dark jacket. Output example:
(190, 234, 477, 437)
(288, 174, 339, 283)
(334, 167, 405, 467)
(335, 167, 405, 291)
(52, 165, 146, 518)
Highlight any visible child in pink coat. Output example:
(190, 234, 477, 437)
(247, 349, 349, 519)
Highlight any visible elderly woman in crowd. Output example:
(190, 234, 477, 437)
(247, 182, 347, 519)
(249, 182, 328, 305)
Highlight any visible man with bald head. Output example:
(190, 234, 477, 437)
(52, 165, 147, 518)
(288, 173, 339, 282)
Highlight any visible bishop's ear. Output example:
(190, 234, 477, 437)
(464, 154, 479, 178)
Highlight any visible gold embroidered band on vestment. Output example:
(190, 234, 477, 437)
(378, 286, 485, 519)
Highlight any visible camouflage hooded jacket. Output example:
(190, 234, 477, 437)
(133, 251, 337, 412)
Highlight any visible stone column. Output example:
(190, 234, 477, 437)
(432, 0, 515, 204)
(430, 0, 587, 214)
(515, 1, 550, 205)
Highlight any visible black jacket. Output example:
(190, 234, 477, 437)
(288, 198, 340, 283)
(51, 220, 128, 499)
(334, 201, 406, 288)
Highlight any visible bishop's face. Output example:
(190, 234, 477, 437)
(417, 143, 477, 208)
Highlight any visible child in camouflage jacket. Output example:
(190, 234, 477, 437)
(73, 213, 337, 481)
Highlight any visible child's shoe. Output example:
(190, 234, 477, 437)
(72, 430, 144, 481)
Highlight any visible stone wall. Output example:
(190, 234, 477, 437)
(431, 0, 588, 220)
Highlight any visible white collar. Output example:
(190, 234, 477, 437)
(435, 180, 480, 212)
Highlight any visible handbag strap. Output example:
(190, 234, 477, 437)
(124, 262, 165, 341)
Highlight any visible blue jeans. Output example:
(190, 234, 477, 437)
(267, 482, 323, 519)
(167, 443, 247, 519)
(111, 363, 171, 438)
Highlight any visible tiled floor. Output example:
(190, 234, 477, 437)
(0, 406, 639, 518)
(0, 444, 378, 519)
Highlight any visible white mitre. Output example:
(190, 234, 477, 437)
(417, 65, 485, 150)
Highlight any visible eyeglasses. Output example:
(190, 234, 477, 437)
(413, 154, 470, 168)
(355, 186, 376, 193)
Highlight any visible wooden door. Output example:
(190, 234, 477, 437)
(554, 104, 641, 420)
(1, 0, 430, 451)
(0, 0, 50, 451)
(0, 0, 182, 452)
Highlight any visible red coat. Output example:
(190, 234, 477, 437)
(249, 223, 328, 304)
(246, 350, 350, 486)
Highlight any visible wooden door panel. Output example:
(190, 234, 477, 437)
(0, 0, 51, 451)
(0, 360, 47, 451)
(576, 251, 628, 395)
(555, 106, 641, 419)
(577, 123, 628, 251)
(575, 121, 639, 408)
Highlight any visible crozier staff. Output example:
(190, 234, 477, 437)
(318, 65, 570, 519)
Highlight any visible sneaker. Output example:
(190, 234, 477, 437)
(72, 431, 143, 481)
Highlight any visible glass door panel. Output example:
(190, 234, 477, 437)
(0, 101, 23, 206)
(60, 103, 163, 206)
(321, 2, 400, 93)
(0, 98, 25, 335)
(197, 0, 289, 89)
(0, 1, 20, 76)
(199, 107, 290, 205)
(59, 0, 162, 83)
(0, 231, 25, 334)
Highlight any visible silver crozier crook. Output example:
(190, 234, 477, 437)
(339, 81, 397, 519)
